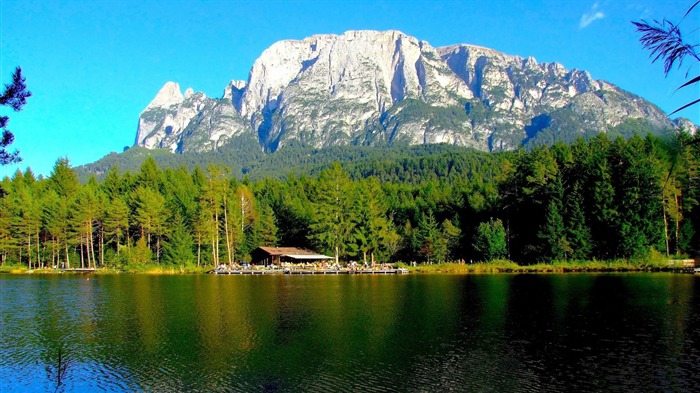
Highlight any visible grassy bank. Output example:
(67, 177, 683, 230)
(0, 264, 213, 275)
(0, 256, 683, 275)
(400, 257, 673, 274)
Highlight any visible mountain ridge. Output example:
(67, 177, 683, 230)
(134, 30, 692, 155)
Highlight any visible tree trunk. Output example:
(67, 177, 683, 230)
(86, 225, 92, 269)
(211, 229, 218, 266)
(27, 233, 31, 270)
(214, 212, 220, 265)
(80, 236, 85, 269)
(197, 235, 201, 267)
(241, 194, 246, 237)
(675, 192, 681, 255)
(90, 223, 97, 268)
(224, 194, 231, 264)
(662, 196, 670, 257)
(36, 230, 41, 268)
(64, 227, 70, 268)
(100, 226, 104, 266)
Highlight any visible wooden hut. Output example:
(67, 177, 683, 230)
(250, 247, 334, 266)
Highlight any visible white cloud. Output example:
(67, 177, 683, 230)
(579, 2, 605, 29)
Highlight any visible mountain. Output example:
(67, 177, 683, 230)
(135, 30, 688, 154)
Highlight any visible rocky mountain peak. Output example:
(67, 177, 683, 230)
(135, 30, 688, 155)
(144, 81, 184, 111)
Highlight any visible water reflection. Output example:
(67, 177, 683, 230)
(1, 274, 697, 392)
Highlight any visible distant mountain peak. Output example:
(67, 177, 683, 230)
(144, 81, 184, 111)
(135, 30, 687, 154)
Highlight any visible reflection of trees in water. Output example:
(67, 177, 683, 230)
(5, 275, 698, 391)
(49, 347, 72, 393)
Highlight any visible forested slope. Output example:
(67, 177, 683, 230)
(2, 132, 698, 269)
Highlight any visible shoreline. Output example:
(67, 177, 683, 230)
(1, 260, 696, 275)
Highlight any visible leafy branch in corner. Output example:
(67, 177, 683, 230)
(632, 1, 700, 115)
(0, 66, 32, 165)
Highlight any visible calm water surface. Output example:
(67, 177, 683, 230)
(1, 274, 698, 392)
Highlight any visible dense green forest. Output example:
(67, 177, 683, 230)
(76, 139, 506, 184)
(76, 117, 671, 183)
(1, 132, 698, 270)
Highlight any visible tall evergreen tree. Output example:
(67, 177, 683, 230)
(48, 158, 80, 267)
(416, 212, 447, 263)
(133, 186, 167, 262)
(353, 178, 396, 264)
(103, 197, 130, 258)
(0, 194, 13, 265)
(162, 217, 195, 266)
(309, 163, 356, 263)
(473, 218, 507, 261)
(537, 176, 570, 262)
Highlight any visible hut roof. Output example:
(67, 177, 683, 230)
(256, 247, 317, 256)
(253, 247, 334, 261)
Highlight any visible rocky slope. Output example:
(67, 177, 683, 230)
(135, 30, 686, 154)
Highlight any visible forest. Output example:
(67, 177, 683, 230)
(1, 131, 698, 270)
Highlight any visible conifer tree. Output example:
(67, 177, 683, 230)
(104, 197, 129, 257)
(133, 186, 167, 262)
(309, 163, 356, 263)
(416, 212, 446, 263)
(564, 184, 592, 260)
(473, 218, 507, 261)
(40, 190, 64, 267)
(48, 158, 80, 267)
(162, 217, 195, 266)
(353, 178, 395, 264)
(1, 67, 31, 165)
(0, 195, 13, 265)
(442, 218, 462, 261)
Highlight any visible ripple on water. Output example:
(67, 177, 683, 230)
(2, 274, 699, 392)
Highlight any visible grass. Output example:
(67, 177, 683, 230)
(0, 263, 33, 274)
(400, 256, 672, 274)
(104, 264, 212, 275)
(0, 249, 681, 276)
(0, 263, 213, 275)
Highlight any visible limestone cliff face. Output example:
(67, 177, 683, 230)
(135, 30, 685, 154)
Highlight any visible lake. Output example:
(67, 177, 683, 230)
(1, 273, 698, 392)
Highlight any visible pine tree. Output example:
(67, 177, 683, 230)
(0, 195, 13, 265)
(11, 172, 41, 268)
(162, 217, 195, 266)
(103, 197, 129, 257)
(416, 212, 446, 263)
(442, 218, 462, 261)
(48, 158, 80, 267)
(537, 176, 569, 262)
(137, 157, 162, 191)
(473, 218, 507, 261)
(40, 190, 63, 267)
(247, 202, 278, 250)
(564, 184, 592, 260)
(353, 178, 395, 264)
(1, 67, 31, 165)
(70, 183, 101, 268)
(133, 186, 167, 262)
(309, 163, 356, 263)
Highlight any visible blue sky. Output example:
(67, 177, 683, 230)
(1, 0, 698, 178)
